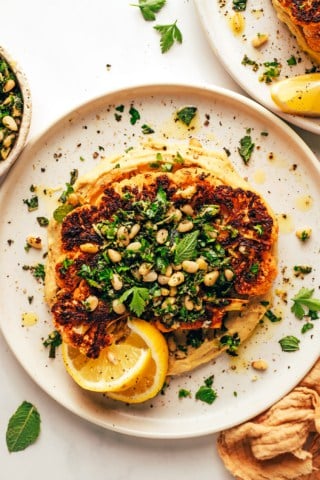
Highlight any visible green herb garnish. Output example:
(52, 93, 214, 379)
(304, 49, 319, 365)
(279, 335, 300, 352)
(301, 322, 314, 334)
(154, 20, 183, 53)
(43, 330, 62, 358)
(119, 287, 150, 316)
(23, 195, 39, 212)
(131, 0, 166, 21)
(129, 106, 141, 125)
(174, 230, 199, 264)
(287, 55, 297, 66)
(195, 376, 217, 404)
(36, 216, 49, 227)
(232, 0, 247, 10)
(238, 135, 255, 164)
(264, 309, 281, 323)
(220, 333, 240, 356)
(6, 401, 41, 452)
(141, 124, 155, 134)
(291, 287, 320, 320)
(178, 388, 191, 398)
(176, 106, 197, 126)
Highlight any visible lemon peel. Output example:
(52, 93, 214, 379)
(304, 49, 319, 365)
(270, 74, 320, 117)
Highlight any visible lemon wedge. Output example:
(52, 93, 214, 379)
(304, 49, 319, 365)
(270, 74, 320, 116)
(107, 318, 169, 404)
(62, 330, 152, 393)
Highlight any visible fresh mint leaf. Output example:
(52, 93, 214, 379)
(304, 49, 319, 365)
(279, 335, 300, 352)
(238, 135, 255, 164)
(174, 230, 199, 264)
(119, 287, 150, 316)
(176, 106, 197, 126)
(6, 401, 41, 452)
(131, 0, 166, 21)
(291, 287, 320, 319)
(154, 20, 183, 53)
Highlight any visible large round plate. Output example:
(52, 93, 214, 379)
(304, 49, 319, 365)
(0, 83, 319, 439)
(194, 0, 320, 134)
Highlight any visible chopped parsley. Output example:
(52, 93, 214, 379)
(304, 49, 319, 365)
(264, 309, 281, 323)
(23, 195, 39, 212)
(259, 60, 281, 83)
(176, 106, 197, 126)
(291, 287, 320, 320)
(129, 106, 141, 125)
(131, 0, 166, 21)
(195, 376, 217, 404)
(220, 333, 240, 356)
(43, 330, 62, 358)
(178, 388, 191, 398)
(279, 335, 300, 352)
(287, 55, 297, 66)
(232, 0, 247, 10)
(36, 216, 49, 227)
(238, 135, 255, 164)
(141, 124, 155, 134)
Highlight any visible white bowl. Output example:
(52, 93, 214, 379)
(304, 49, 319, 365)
(0, 46, 32, 181)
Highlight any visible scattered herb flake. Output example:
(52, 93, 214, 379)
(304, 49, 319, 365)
(264, 309, 282, 323)
(23, 195, 39, 212)
(141, 124, 155, 134)
(301, 322, 314, 334)
(129, 106, 141, 125)
(36, 216, 49, 227)
(287, 55, 297, 66)
(178, 388, 191, 398)
(195, 382, 217, 405)
(232, 0, 247, 10)
(279, 335, 300, 352)
(176, 106, 197, 126)
(43, 330, 62, 358)
(53, 204, 74, 223)
(238, 135, 255, 164)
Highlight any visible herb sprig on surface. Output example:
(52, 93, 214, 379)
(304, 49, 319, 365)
(154, 20, 183, 53)
(6, 401, 41, 452)
(131, 0, 166, 21)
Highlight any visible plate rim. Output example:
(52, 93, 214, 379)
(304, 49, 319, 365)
(0, 81, 320, 439)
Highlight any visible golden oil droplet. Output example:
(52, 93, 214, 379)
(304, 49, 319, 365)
(228, 12, 245, 35)
(295, 195, 313, 212)
(253, 169, 266, 184)
(21, 312, 38, 327)
(276, 213, 295, 234)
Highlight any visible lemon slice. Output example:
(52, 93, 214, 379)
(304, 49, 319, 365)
(62, 333, 152, 393)
(270, 74, 320, 116)
(107, 318, 169, 404)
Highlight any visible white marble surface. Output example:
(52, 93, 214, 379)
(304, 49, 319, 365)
(1, 1, 319, 479)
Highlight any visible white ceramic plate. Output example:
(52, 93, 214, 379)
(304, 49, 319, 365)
(0, 83, 319, 439)
(194, 0, 320, 134)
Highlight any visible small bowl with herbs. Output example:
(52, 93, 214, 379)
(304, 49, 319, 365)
(0, 46, 31, 181)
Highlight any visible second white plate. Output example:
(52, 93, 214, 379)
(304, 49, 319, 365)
(195, 0, 320, 134)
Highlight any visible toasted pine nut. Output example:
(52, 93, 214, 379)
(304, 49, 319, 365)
(3, 79, 15, 93)
(196, 257, 208, 271)
(203, 271, 219, 287)
(184, 295, 194, 311)
(180, 204, 194, 216)
(129, 223, 140, 239)
(126, 241, 141, 251)
(80, 243, 99, 254)
(182, 260, 199, 274)
(251, 360, 268, 371)
(156, 228, 168, 244)
(143, 270, 158, 282)
(26, 235, 42, 249)
(107, 249, 122, 263)
(158, 274, 170, 285)
(168, 272, 185, 287)
(2, 115, 18, 131)
(177, 220, 193, 233)
(224, 269, 234, 281)
(112, 299, 126, 315)
(111, 273, 123, 291)
(85, 295, 99, 312)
